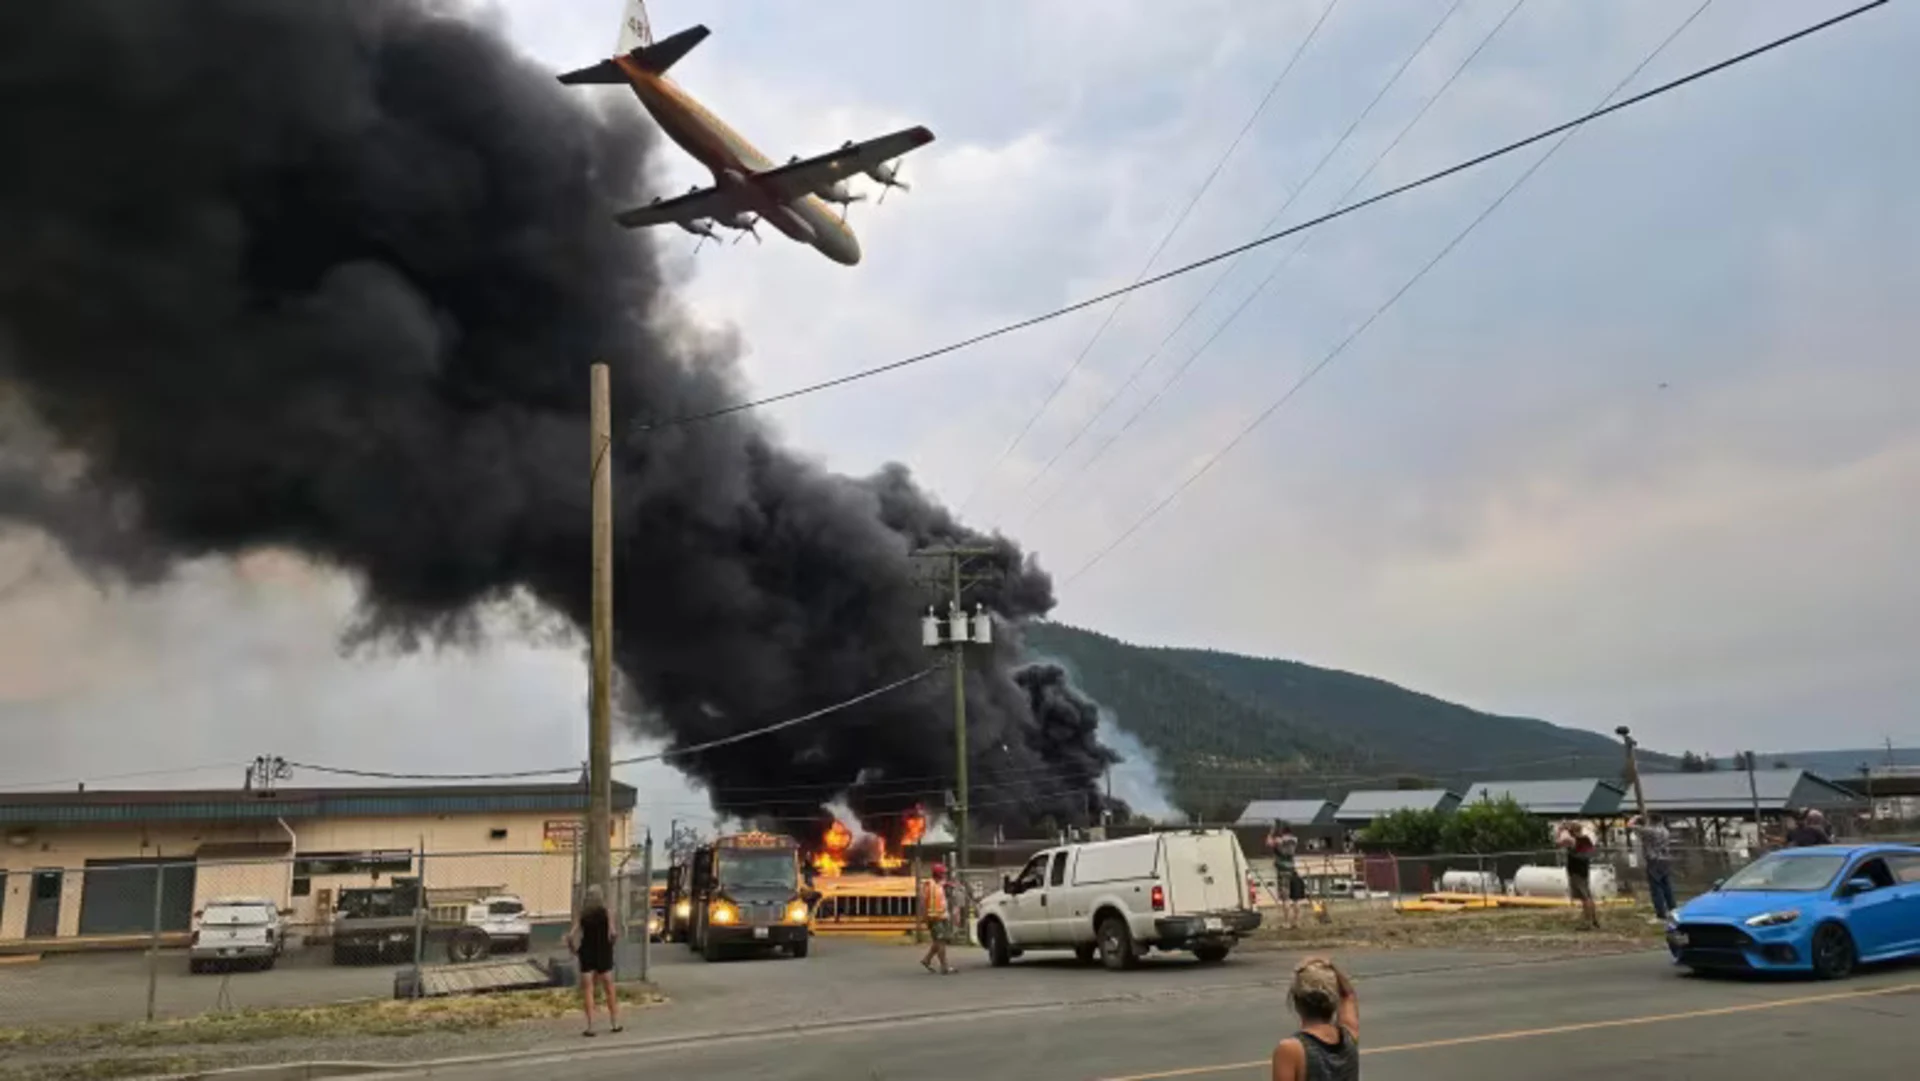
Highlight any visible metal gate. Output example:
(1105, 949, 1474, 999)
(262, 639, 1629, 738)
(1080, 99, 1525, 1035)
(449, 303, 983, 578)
(79, 859, 196, 936)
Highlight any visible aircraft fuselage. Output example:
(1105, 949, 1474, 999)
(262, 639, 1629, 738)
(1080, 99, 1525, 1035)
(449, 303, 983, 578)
(613, 57, 861, 265)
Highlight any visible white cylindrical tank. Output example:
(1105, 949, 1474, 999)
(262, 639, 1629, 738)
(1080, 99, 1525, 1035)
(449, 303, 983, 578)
(1438, 869, 1500, 894)
(1512, 864, 1619, 901)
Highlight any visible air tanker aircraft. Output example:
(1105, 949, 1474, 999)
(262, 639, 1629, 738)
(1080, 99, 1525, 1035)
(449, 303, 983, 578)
(559, 1, 934, 266)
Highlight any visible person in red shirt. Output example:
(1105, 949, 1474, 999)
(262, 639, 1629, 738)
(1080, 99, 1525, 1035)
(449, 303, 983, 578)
(1556, 822, 1600, 930)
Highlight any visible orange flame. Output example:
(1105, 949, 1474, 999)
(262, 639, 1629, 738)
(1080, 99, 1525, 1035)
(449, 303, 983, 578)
(813, 818, 854, 877)
(875, 837, 904, 871)
(902, 807, 927, 846)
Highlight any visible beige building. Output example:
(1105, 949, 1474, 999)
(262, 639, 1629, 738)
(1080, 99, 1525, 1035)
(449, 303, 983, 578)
(1, 783, 636, 943)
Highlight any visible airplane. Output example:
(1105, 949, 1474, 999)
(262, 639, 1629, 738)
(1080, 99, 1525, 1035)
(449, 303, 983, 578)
(558, 1, 934, 266)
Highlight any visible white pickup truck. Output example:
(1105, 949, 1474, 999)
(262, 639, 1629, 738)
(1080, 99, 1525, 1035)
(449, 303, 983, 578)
(974, 829, 1261, 970)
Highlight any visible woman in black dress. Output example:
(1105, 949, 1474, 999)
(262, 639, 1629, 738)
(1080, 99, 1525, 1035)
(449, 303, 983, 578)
(568, 885, 621, 1036)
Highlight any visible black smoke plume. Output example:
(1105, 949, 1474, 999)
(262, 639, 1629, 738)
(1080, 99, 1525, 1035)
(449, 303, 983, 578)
(0, 0, 1117, 835)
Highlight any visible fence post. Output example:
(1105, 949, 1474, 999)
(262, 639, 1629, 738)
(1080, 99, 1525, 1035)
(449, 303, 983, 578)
(1390, 853, 1402, 908)
(911, 855, 925, 945)
(638, 832, 652, 983)
(410, 835, 426, 991)
(146, 849, 165, 1023)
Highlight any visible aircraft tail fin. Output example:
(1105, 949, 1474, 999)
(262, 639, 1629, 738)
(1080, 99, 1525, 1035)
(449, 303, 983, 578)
(556, 25, 708, 85)
(626, 25, 709, 75)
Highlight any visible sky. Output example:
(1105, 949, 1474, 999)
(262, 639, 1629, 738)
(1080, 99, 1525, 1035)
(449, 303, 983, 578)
(2, 0, 1916, 841)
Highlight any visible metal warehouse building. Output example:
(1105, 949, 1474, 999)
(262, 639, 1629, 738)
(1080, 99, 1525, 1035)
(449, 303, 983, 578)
(0, 783, 635, 945)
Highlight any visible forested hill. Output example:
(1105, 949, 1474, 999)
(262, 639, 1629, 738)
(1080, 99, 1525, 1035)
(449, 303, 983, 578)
(1021, 621, 1661, 819)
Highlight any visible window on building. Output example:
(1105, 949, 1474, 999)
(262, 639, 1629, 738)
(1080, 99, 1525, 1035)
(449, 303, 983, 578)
(489, 828, 509, 841)
(293, 850, 415, 881)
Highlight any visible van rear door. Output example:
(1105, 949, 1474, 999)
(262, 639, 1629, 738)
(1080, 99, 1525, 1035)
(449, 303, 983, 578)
(1159, 832, 1243, 914)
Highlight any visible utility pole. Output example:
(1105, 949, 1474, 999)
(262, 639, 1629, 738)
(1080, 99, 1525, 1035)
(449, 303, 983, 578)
(584, 363, 614, 907)
(1860, 764, 1875, 835)
(1615, 726, 1649, 819)
(1742, 751, 1763, 845)
(911, 545, 997, 913)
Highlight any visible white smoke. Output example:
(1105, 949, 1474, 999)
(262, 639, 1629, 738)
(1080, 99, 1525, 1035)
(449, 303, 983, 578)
(1095, 707, 1179, 823)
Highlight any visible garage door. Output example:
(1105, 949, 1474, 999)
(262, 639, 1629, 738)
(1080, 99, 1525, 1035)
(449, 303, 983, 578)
(79, 858, 196, 935)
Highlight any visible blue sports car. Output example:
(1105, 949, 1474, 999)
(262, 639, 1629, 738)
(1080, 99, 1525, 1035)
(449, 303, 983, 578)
(1667, 843, 1920, 979)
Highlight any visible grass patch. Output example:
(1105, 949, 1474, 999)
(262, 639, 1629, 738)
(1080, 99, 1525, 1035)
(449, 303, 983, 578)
(1247, 903, 1667, 952)
(0, 982, 665, 1052)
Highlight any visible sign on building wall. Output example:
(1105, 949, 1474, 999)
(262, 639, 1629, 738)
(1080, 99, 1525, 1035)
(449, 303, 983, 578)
(542, 819, 620, 852)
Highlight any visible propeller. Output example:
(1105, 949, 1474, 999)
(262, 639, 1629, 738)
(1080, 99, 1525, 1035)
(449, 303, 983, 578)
(729, 214, 762, 245)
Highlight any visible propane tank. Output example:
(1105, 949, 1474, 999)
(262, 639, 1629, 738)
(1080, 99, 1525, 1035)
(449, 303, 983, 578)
(947, 603, 968, 645)
(921, 607, 942, 647)
(970, 604, 992, 644)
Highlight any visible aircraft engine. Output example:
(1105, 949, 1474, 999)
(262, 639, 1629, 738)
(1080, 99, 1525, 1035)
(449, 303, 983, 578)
(864, 161, 910, 192)
(815, 180, 866, 206)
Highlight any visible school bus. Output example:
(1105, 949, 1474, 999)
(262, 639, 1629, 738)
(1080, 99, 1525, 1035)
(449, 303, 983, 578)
(683, 831, 810, 961)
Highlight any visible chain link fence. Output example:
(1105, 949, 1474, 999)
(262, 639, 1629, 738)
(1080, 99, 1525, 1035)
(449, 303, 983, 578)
(0, 848, 664, 1028)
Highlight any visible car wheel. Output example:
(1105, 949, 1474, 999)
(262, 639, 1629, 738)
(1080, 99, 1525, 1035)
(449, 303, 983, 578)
(1810, 923, 1856, 980)
(1097, 916, 1139, 971)
(981, 919, 1012, 968)
(1193, 945, 1230, 964)
(789, 939, 810, 959)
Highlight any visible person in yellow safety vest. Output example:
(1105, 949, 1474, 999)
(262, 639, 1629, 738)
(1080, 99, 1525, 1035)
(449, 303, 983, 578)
(919, 863, 956, 975)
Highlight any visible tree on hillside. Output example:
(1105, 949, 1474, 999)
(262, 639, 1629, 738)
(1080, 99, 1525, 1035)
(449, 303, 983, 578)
(1679, 751, 1718, 773)
(1773, 759, 1792, 770)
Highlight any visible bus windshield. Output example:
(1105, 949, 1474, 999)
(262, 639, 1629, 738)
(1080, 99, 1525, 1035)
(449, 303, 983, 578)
(718, 848, 797, 889)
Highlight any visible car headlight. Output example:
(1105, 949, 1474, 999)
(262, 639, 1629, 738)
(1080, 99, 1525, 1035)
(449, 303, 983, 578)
(674, 900, 691, 918)
(710, 901, 738, 925)
(1743, 909, 1800, 928)
(786, 900, 811, 924)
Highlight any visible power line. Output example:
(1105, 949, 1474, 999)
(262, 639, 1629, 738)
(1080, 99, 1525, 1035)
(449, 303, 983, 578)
(1064, 0, 1720, 588)
(0, 761, 249, 792)
(286, 666, 939, 782)
(956, 0, 1348, 519)
(1007, 0, 1471, 515)
(630, 0, 1883, 433)
(1018, 0, 1529, 528)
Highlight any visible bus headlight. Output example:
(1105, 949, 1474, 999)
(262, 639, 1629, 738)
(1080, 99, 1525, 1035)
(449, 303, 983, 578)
(786, 900, 811, 924)
(710, 901, 738, 925)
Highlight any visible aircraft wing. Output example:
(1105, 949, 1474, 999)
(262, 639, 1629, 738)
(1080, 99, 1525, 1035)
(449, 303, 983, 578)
(612, 185, 748, 229)
(753, 126, 935, 201)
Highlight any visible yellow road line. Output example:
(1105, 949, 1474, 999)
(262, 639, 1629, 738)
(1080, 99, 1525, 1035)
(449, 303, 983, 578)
(1096, 980, 1920, 1080)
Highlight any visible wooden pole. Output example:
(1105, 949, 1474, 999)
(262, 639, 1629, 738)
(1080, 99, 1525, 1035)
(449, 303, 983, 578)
(584, 363, 614, 907)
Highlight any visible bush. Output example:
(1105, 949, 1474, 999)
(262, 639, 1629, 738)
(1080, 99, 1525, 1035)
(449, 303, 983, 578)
(1358, 808, 1448, 854)
(1441, 796, 1549, 854)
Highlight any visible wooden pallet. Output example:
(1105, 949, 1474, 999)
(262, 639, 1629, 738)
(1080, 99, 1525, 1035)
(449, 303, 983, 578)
(416, 957, 553, 997)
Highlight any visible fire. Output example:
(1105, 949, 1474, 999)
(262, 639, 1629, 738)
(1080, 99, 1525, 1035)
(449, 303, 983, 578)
(902, 806, 927, 846)
(875, 837, 904, 871)
(812, 818, 854, 877)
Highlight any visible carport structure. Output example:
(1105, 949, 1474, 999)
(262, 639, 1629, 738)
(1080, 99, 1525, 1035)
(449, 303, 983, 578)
(1334, 789, 1461, 827)
(1460, 779, 1624, 820)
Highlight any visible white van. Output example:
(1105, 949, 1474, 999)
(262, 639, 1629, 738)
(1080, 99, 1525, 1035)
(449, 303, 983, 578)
(189, 897, 285, 973)
(974, 829, 1260, 970)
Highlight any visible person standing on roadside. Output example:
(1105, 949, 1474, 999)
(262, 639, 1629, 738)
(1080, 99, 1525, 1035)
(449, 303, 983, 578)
(566, 885, 622, 1037)
(1556, 822, 1600, 930)
(1270, 956, 1359, 1081)
(1629, 814, 1675, 921)
(919, 862, 956, 975)
(1267, 821, 1305, 929)
(1786, 808, 1832, 847)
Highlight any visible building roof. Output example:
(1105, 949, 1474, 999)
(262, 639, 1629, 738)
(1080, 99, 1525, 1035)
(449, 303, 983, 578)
(0, 782, 638, 826)
(1335, 789, 1461, 823)
(1235, 800, 1338, 827)
(1633, 769, 1863, 814)
(1461, 779, 1625, 818)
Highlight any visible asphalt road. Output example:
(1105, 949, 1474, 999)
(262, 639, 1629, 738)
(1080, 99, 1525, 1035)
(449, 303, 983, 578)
(380, 948, 1920, 1080)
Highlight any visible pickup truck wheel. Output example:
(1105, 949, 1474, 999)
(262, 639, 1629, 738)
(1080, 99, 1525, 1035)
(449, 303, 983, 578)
(1193, 945, 1230, 963)
(701, 937, 725, 962)
(1073, 944, 1097, 964)
(1097, 916, 1139, 971)
(789, 939, 810, 959)
(981, 919, 1012, 967)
